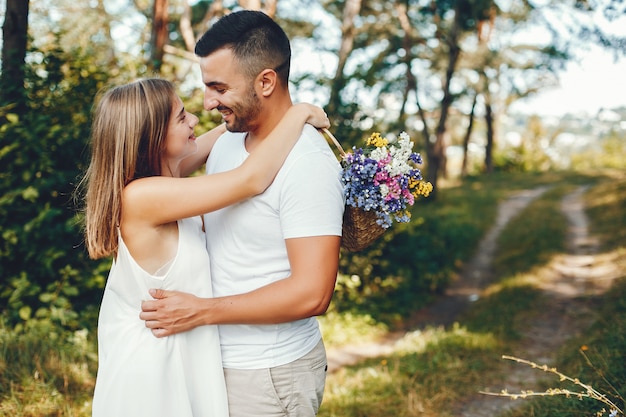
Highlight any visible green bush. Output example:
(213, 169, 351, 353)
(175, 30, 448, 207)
(0, 47, 113, 329)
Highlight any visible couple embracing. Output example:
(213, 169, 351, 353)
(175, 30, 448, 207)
(81, 10, 344, 417)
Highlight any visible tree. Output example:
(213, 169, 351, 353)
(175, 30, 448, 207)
(460, 92, 477, 176)
(150, 0, 278, 81)
(472, 0, 625, 174)
(326, 0, 362, 117)
(149, 0, 169, 73)
(400, 0, 496, 197)
(316, 0, 500, 196)
(1, 0, 30, 112)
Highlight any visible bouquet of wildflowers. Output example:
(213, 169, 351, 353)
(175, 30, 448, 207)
(341, 131, 432, 229)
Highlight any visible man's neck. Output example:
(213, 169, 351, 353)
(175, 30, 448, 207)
(246, 98, 293, 151)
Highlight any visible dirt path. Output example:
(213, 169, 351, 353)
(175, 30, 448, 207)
(454, 185, 621, 416)
(326, 186, 551, 371)
(326, 185, 623, 416)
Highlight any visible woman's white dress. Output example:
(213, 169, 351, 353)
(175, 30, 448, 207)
(92, 217, 228, 417)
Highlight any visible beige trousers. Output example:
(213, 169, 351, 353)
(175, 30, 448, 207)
(223, 339, 327, 417)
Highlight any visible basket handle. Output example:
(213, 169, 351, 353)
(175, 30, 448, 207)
(319, 128, 346, 158)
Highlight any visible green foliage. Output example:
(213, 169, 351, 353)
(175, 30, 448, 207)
(0, 42, 222, 330)
(571, 132, 626, 171)
(424, 0, 496, 30)
(336, 214, 467, 326)
(0, 46, 113, 329)
(492, 116, 557, 173)
(319, 310, 388, 347)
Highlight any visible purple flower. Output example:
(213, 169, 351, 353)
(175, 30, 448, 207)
(341, 131, 432, 229)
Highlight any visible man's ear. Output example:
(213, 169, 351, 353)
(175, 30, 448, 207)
(256, 69, 278, 97)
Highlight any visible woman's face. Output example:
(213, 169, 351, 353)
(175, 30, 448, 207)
(163, 95, 199, 169)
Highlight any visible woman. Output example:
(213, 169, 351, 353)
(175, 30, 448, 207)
(79, 78, 329, 416)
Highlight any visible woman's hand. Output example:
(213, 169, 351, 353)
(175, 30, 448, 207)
(294, 103, 330, 129)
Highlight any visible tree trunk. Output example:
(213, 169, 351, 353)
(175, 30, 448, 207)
(428, 11, 461, 198)
(179, 0, 196, 53)
(262, 0, 277, 17)
(461, 92, 477, 177)
(239, 0, 261, 12)
(327, 0, 361, 115)
(1, 0, 30, 112)
(395, 2, 433, 176)
(149, 0, 169, 73)
(484, 98, 495, 173)
(396, 2, 419, 137)
(199, 0, 225, 31)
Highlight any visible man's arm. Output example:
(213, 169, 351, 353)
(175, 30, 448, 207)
(140, 235, 340, 337)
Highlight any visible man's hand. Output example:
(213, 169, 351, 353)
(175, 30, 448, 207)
(140, 289, 205, 338)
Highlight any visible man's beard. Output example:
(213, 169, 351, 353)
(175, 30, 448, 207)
(222, 87, 262, 133)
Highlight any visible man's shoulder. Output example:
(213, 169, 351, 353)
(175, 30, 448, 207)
(292, 125, 337, 156)
(300, 123, 325, 142)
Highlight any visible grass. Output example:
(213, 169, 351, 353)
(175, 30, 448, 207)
(492, 185, 570, 277)
(320, 171, 626, 417)
(485, 353, 624, 416)
(495, 274, 626, 417)
(2, 171, 625, 416)
(0, 321, 96, 416)
(495, 171, 626, 417)
(319, 310, 388, 347)
(459, 185, 578, 341)
(585, 170, 626, 251)
(321, 325, 503, 417)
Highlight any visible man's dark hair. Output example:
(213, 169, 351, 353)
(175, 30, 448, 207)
(195, 10, 291, 84)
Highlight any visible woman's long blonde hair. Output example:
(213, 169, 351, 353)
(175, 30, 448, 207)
(79, 78, 176, 259)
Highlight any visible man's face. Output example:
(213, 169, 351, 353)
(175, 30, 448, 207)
(199, 48, 262, 133)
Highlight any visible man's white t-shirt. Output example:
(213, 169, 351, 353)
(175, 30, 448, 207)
(204, 124, 344, 369)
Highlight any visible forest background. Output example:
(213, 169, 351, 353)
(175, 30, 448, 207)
(1, 0, 625, 416)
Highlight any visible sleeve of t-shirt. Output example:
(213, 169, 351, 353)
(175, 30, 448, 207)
(279, 150, 345, 239)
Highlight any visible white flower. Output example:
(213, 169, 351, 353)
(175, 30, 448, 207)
(387, 158, 411, 176)
(370, 146, 388, 161)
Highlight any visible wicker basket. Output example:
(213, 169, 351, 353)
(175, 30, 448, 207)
(320, 128, 388, 252)
(341, 205, 387, 252)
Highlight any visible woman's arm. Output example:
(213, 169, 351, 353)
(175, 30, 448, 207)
(179, 123, 227, 178)
(233, 104, 330, 196)
(122, 103, 329, 225)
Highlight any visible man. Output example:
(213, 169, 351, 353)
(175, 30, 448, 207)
(140, 10, 344, 417)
